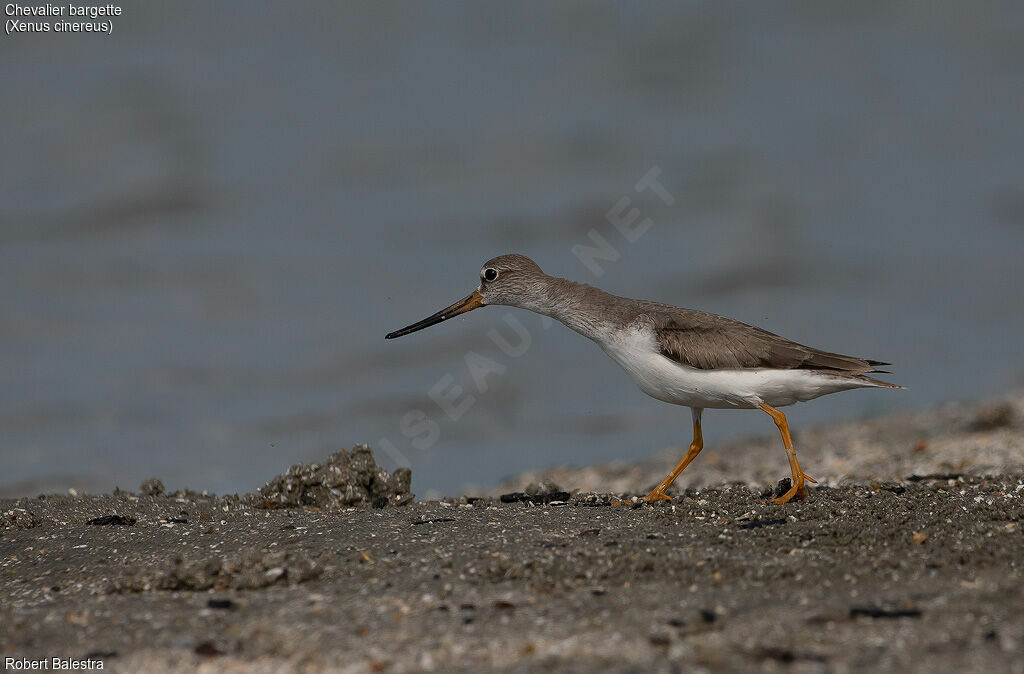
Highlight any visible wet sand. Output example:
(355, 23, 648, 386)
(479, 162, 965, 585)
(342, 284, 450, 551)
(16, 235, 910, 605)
(3, 396, 1024, 673)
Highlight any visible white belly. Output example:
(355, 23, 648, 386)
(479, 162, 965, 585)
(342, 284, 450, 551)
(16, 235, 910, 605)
(598, 329, 872, 409)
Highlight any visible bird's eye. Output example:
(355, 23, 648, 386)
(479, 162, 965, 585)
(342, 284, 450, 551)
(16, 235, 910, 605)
(483, 268, 498, 281)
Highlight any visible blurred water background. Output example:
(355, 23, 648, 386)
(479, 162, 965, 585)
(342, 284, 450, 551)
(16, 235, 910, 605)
(2, 2, 1023, 497)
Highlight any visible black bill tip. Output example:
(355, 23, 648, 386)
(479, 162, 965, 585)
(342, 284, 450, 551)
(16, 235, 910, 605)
(384, 290, 484, 340)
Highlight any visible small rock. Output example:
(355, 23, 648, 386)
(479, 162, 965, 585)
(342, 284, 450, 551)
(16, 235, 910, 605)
(87, 515, 136, 526)
(206, 598, 236, 610)
(194, 642, 222, 657)
(139, 478, 165, 497)
(850, 606, 922, 619)
(772, 479, 792, 499)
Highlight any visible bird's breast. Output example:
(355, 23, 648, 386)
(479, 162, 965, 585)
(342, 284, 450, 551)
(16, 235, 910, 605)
(596, 327, 738, 407)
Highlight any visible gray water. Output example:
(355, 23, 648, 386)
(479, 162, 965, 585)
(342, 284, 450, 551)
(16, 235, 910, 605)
(2, 2, 1023, 497)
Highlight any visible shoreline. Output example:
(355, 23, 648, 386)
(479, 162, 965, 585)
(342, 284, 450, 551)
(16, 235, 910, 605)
(2, 393, 1023, 672)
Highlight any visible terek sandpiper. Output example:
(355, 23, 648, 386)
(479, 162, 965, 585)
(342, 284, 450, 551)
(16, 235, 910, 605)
(385, 254, 901, 504)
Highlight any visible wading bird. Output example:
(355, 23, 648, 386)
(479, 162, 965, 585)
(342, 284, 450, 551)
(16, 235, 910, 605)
(386, 254, 900, 504)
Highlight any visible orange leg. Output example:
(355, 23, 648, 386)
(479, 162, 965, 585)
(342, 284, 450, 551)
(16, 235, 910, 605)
(644, 409, 704, 502)
(758, 403, 816, 504)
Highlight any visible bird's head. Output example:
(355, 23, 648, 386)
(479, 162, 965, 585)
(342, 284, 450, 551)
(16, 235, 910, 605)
(384, 253, 545, 339)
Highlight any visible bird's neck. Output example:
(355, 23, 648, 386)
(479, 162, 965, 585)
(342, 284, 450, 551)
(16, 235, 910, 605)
(516, 276, 619, 341)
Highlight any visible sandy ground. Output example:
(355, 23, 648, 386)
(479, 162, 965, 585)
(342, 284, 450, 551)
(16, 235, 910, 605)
(3, 394, 1024, 673)
(497, 392, 1024, 496)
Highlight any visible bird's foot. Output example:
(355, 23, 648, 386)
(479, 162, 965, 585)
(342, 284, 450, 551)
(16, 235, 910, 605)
(642, 487, 673, 503)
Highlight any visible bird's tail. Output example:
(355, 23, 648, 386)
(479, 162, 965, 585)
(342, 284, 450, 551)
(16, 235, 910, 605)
(856, 374, 905, 390)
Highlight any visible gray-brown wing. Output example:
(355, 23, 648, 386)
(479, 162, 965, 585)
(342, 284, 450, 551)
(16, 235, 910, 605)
(647, 309, 889, 373)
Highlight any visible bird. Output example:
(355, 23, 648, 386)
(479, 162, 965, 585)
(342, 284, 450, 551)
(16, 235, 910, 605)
(385, 254, 901, 504)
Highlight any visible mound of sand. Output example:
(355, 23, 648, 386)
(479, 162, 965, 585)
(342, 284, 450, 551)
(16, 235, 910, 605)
(251, 444, 413, 509)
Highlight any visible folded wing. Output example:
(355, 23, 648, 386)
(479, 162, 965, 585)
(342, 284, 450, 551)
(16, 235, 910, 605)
(648, 309, 890, 374)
